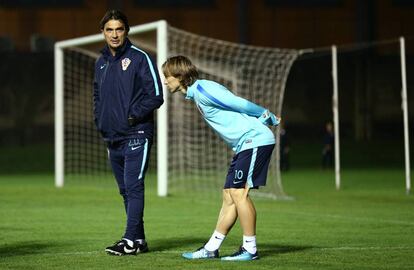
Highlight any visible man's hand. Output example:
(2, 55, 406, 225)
(259, 110, 280, 126)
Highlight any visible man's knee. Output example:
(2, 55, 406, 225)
(228, 188, 249, 204)
(222, 189, 235, 205)
(126, 180, 145, 198)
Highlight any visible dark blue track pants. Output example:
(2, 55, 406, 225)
(107, 137, 151, 241)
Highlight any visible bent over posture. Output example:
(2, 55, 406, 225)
(93, 10, 163, 256)
(162, 55, 279, 261)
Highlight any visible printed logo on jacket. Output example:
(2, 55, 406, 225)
(121, 58, 131, 71)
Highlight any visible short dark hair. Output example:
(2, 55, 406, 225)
(162, 55, 199, 88)
(100, 10, 130, 34)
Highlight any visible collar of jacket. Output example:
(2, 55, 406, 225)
(101, 38, 131, 61)
(185, 80, 198, 100)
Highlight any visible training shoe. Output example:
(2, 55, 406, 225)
(105, 239, 137, 256)
(221, 246, 259, 261)
(135, 240, 149, 254)
(182, 246, 219, 259)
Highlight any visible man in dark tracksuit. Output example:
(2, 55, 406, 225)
(93, 10, 164, 256)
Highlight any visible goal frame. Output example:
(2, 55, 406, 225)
(54, 20, 169, 196)
(330, 37, 411, 193)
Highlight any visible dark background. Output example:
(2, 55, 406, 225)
(0, 0, 413, 172)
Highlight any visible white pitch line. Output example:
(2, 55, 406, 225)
(36, 250, 184, 256)
(317, 246, 414, 251)
(35, 246, 414, 257)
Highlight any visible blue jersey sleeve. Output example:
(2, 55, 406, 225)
(196, 82, 266, 117)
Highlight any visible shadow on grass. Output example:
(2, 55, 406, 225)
(150, 237, 207, 252)
(0, 241, 62, 257)
(259, 243, 313, 258)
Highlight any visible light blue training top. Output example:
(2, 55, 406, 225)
(185, 79, 276, 153)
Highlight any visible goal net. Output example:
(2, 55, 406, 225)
(55, 21, 301, 199)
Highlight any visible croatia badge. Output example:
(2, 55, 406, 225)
(121, 58, 131, 71)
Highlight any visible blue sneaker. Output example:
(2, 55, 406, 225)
(221, 246, 259, 261)
(182, 246, 219, 259)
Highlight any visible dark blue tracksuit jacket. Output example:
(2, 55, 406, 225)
(93, 38, 164, 142)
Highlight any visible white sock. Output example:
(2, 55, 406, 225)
(135, 239, 146, 244)
(242, 235, 257, 254)
(204, 230, 226, 251)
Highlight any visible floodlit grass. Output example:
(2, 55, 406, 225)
(1, 169, 413, 270)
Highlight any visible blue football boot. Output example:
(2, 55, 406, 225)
(221, 246, 259, 261)
(182, 246, 219, 259)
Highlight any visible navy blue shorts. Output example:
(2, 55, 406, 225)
(224, 144, 275, 189)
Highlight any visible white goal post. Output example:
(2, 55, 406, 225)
(331, 45, 341, 191)
(330, 38, 411, 193)
(399, 37, 411, 194)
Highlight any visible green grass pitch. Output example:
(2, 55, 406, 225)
(1, 169, 413, 269)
